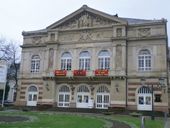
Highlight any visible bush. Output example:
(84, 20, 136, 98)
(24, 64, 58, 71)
(22, 107, 30, 112)
(0, 107, 4, 111)
(129, 112, 142, 117)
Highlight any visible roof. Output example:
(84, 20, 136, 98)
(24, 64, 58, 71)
(121, 17, 165, 25)
(22, 5, 166, 36)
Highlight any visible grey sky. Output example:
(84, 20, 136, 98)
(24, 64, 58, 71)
(0, 0, 169, 45)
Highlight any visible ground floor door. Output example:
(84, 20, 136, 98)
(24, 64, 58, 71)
(58, 93, 70, 107)
(27, 86, 38, 106)
(77, 93, 89, 108)
(138, 94, 152, 110)
(27, 92, 38, 106)
(96, 94, 110, 109)
(137, 86, 152, 111)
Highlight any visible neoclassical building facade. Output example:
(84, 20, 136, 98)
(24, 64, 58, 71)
(16, 5, 169, 112)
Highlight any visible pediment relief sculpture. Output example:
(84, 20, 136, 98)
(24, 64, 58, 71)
(57, 12, 117, 30)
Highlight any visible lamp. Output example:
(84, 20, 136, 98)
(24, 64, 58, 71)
(158, 77, 165, 88)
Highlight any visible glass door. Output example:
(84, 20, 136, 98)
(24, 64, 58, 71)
(96, 94, 110, 109)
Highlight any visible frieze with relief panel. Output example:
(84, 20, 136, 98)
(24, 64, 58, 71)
(138, 28, 151, 37)
(58, 29, 113, 42)
(57, 11, 117, 30)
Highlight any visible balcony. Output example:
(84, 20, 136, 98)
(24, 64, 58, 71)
(53, 69, 126, 78)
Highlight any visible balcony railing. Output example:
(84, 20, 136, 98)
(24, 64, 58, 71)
(52, 69, 126, 78)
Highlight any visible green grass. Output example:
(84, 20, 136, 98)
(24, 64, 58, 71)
(0, 111, 164, 128)
(0, 112, 105, 128)
(111, 115, 164, 128)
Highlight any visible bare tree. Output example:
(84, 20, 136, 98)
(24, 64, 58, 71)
(0, 38, 21, 101)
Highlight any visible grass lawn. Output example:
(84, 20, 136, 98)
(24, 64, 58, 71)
(0, 111, 164, 128)
(111, 115, 164, 128)
(0, 111, 105, 128)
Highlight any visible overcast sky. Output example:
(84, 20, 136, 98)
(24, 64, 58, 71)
(0, 0, 169, 45)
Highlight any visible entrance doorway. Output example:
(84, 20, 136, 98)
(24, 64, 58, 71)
(76, 85, 90, 108)
(27, 86, 38, 106)
(96, 86, 110, 109)
(58, 85, 70, 107)
(137, 86, 152, 111)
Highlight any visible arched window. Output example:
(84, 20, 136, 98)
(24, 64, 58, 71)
(98, 50, 110, 70)
(77, 85, 89, 92)
(31, 55, 40, 73)
(79, 51, 90, 70)
(138, 86, 152, 94)
(58, 85, 70, 107)
(28, 86, 38, 92)
(61, 52, 72, 70)
(97, 86, 109, 93)
(138, 49, 151, 71)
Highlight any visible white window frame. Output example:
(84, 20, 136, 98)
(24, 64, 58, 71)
(96, 86, 110, 109)
(31, 55, 40, 73)
(79, 51, 90, 70)
(98, 50, 110, 70)
(76, 85, 90, 108)
(58, 86, 70, 107)
(137, 86, 152, 111)
(27, 86, 38, 106)
(138, 49, 151, 71)
(61, 52, 72, 70)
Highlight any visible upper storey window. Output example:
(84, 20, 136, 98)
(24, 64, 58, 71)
(79, 51, 90, 70)
(61, 52, 72, 70)
(98, 50, 110, 70)
(138, 49, 151, 71)
(31, 55, 40, 73)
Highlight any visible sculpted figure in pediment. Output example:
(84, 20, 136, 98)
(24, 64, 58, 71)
(78, 13, 92, 28)
(57, 12, 117, 30)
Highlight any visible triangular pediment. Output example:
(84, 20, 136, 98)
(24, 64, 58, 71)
(47, 5, 127, 30)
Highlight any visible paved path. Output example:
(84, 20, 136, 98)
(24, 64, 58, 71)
(164, 118, 170, 128)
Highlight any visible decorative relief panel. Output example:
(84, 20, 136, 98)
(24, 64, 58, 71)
(58, 29, 112, 42)
(32, 36, 42, 44)
(138, 28, 151, 37)
(57, 12, 117, 30)
(79, 30, 92, 41)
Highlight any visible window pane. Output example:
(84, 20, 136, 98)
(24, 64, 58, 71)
(59, 95, 64, 102)
(79, 51, 90, 70)
(97, 95, 102, 103)
(145, 96, 151, 105)
(139, 96, 144, 104)
(61, 52, 72, 70)
(65, 95, 70, 102)
(31, 55, 40, 73)
(98, 50, 110, 70)
(78, 95, 82, 103)
(138, 50, 151, 71)
(33, 94, 37, 101)
(155, 94, 161, 102)
(28, 94, 32, 101)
